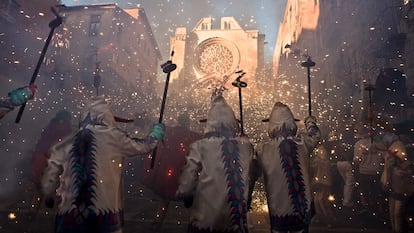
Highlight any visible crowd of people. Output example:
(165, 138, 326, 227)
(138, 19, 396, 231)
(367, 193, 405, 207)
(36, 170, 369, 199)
(308, 112, 414, 233)
(1, 84, 413, 233)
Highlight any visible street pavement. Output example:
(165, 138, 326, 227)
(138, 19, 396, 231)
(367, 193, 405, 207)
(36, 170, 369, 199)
(0, 183, 410, 233)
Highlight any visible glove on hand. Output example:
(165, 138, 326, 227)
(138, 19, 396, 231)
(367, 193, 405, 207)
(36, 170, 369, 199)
(8, 84, 36, 106)
(304, 115, 317, 127)
(149, 123, 165, 141)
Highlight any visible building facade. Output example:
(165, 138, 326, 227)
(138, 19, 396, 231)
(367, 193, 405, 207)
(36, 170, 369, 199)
(46, 3, 161, 101)
(273, 0, 412, 137)
(169, 16, 265, 95)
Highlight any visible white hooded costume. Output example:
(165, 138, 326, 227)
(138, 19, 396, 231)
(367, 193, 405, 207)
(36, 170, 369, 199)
(252, 102, 320, 232)
(379, 133, 413, 233)
(176, 95, 254, 233)
(41, 96, 162, 233)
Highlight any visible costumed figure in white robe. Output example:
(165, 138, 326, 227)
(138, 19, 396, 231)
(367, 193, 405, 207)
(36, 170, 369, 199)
(41, 96, 165, 233)
(310, 143, 334, 224)
(353, 127, 385, 212)
(379, 131, 414, 233)
(176, 95, 255, 233)
(250, 102, 321, 233)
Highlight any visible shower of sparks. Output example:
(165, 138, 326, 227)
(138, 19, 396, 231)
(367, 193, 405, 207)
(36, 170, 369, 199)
(0, 1, 413, 232)
(249, 182, 269, 214)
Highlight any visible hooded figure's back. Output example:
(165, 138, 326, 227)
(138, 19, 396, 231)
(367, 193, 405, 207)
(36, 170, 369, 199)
(255, 102, 320, 232)
(41, 96, 161, 233)
(176, 95, 254, 233)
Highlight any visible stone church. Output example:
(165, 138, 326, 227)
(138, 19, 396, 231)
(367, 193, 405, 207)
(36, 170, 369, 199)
(169, 16, 266, 95)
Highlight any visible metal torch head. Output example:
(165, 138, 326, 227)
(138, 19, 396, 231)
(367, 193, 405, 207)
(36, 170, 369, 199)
(161, 60, 177, 73)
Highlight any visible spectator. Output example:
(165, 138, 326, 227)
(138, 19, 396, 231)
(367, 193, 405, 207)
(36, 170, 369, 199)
(335, 139, 356, 208)
(152, 113, 201, 199)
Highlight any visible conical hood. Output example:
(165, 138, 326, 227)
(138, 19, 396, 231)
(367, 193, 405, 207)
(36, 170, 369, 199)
(267, 101, 297, 138)
(80, 96, 115, 128)
(204, 95, 239, 136)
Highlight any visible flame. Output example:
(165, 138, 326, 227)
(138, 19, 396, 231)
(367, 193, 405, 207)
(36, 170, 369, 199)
(8, 212, 16, 220)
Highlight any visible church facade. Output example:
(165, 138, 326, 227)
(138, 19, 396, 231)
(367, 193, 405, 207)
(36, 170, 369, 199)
(169, 16, 265, 94)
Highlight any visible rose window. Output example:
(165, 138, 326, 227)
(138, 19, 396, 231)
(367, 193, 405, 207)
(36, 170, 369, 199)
(198, 44, 233, 76)
(193, 38, 240, 77)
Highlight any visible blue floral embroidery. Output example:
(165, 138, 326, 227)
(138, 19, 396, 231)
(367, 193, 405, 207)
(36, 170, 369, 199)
(221, 138, 248, 233)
